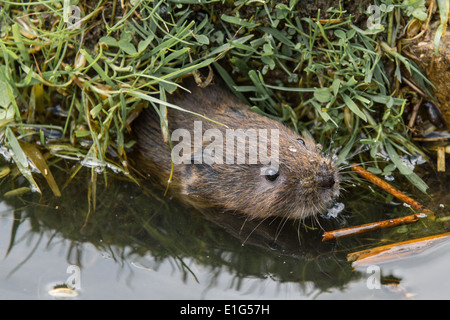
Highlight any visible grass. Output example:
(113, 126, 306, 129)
(0, 0, 447, 199)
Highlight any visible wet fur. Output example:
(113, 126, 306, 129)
(133, 79, 340, 220)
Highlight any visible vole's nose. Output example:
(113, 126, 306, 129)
(319, 175, 335, 189)
(316, 163, 336, 189)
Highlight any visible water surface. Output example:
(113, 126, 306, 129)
(0, 162, 449, 300)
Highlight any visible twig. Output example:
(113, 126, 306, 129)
(348, 232, 450, 267)
(351, 164, 433, 214)
(437, 146, 446, 172)
(402, 77, 426, 97)
(407, 97, 423, 129)
(322, 164, 433, 241)
(322, 213, 426, 242)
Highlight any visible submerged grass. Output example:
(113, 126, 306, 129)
(0, 0, 445, 201)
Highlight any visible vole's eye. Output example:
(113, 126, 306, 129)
(297, 138, 305, 146)
(265, 168, 279, 182)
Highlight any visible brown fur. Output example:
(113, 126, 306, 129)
(133, 78, 340, 220)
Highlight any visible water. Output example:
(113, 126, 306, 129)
(0, 163, 449, 300)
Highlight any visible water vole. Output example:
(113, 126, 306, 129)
(133, 78, 340, 220)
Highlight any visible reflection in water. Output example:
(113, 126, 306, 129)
(1, 159, 449, 299)
(0, 163, 359, 297)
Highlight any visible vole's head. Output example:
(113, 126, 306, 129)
(181, 125, 340, 220)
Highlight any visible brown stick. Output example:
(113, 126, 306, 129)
(437, 146, 446, 172)
(322, 213, 427, 242)
(407, 97, 422, 129)
(351, 164, 432, 214)
(348, 232, 450, 266)
(321, 164, 433, 242)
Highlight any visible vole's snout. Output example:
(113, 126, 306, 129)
(319, 175, 335, 189)
(315, 163, 337, 190)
